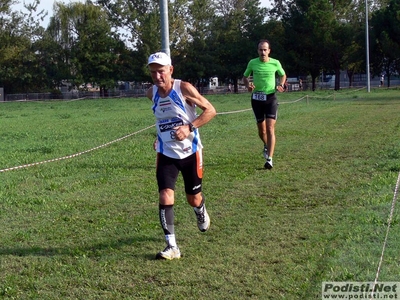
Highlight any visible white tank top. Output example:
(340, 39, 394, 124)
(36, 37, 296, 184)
(152, 80, 203, 159)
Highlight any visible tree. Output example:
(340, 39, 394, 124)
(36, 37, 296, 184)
(97, 0, 189, 82)
(339, 0, 366, 87)
(48, 2, 123, 94)
(0, 0, 47, 93)
(271, 0, 363, 91)
(370, 0, 400, 87)
(270, 0, 329, 90)
(207, 0, 267, 92)
(173, 0, 216, 88)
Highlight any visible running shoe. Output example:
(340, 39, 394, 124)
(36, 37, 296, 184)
(156, 245, 181, 260)
(264, 157, 273, 170)
(194, 205, 210, 232)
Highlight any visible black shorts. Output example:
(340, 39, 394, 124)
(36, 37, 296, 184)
(251, 93, 278, 123)
(156, 151, 203, 195)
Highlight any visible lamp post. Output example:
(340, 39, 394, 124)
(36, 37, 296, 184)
(160, 0, 170, 56)
(365, 0, 370, 92)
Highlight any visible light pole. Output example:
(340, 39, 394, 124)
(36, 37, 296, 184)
(160, 0, 170, 56)
(365, 0, 370, 92)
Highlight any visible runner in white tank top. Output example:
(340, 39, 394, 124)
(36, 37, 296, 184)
(152, 79, 202, 159)
(146, 52, 216, 260)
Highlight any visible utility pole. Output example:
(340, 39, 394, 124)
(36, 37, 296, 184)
(160, 0, 170, 56)
(365, 0, 370, 92)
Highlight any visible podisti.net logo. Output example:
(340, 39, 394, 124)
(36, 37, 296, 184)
(322, 282, 399, 299)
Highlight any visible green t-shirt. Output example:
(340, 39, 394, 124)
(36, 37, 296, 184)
(243, 57, 285, 95)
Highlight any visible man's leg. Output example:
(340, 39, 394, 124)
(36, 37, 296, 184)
(156, 188, 181, 260)
(155, 154, 181, 260)
(187, 192, 210, 232)
(263, 118, 276, 169)
(182, 151, 210, 232)
(252, 99, 268, 157)
(265, 118, 276, 158)
(159, 188, 176, 243)
(257, 120, 268, 145)
(263, 98, 278, 169)
(186, 192, 203, 207)
(257, 120, 270, 159)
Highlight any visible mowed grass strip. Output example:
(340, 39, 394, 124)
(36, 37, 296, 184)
(0, 88, 399, 299)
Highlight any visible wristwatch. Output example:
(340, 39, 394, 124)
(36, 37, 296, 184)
(189, 123, 196, 132)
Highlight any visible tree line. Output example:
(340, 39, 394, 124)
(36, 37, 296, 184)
(1, 0, 399, 94)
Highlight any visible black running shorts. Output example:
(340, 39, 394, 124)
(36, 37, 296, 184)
(251, 93, 279, 122)
(156, 151, 203, 195)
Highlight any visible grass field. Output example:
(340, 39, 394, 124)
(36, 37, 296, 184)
(0, 88, 399, 299)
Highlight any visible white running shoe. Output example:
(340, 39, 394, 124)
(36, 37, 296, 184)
(194, 205, 210, 232)
(156, 245, 181, 260)
(264, 157, 273, 169)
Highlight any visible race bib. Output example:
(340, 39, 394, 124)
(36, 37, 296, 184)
(252, 92, 267, 101)
(158, 118, 184, 142)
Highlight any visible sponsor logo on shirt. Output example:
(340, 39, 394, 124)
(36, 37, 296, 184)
(159, 118, 184, 132)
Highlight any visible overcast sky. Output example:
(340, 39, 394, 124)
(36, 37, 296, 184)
(15, 0, 272, 27)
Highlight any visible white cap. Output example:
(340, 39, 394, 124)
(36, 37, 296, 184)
(147, 52, 171, 66)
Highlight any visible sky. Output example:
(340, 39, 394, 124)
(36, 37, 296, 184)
(15, 0, 272, 27)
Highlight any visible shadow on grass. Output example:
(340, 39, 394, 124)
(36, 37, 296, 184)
(0, 235, 159, 259)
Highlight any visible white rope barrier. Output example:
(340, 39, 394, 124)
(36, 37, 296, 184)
(280, 96, 308, 104)
(370, 172, 400, 296)
(216, 108, 252, 115)
(0, 124, 155, 173)
(216, 95, 309, 115)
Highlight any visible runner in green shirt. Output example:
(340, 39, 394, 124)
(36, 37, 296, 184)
(243, 39, 286, 169)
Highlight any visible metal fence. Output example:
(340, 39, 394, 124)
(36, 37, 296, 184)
(2, 86, 245, 101)
(3, 89, 149, 102)
(2, 79, 399, 102)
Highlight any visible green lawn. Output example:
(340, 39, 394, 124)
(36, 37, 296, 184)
(0, 88, 399, 299)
